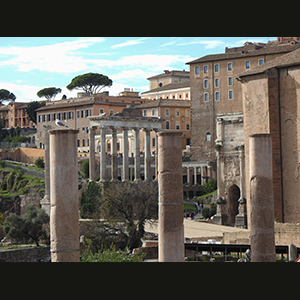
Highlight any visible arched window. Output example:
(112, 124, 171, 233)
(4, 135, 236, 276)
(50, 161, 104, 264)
(206, 132, 211, 142)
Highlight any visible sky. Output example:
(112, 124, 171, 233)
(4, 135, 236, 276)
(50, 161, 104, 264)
(0, 37, 276, 102)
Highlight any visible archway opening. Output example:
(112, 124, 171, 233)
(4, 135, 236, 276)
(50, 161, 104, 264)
(228, 184, 240, 226)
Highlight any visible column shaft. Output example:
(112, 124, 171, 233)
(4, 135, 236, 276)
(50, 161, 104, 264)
(100, 127, 107, 182)
(122, 127, 129, 181)
(49, 129, 80, 262)
(144, 128, 151, 181)
(134, 128, 140, 181)
(89, 127, 96, 181)
(249, 134, 275, 262)
(158, 131, 184, 262)
(111, 127, 118, 181)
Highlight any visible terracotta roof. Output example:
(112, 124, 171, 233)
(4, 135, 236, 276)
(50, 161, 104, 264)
(237, 47, 300, 78)
(35, 99, 129, 112)
(141, 80, 190, 94)
(147, 70, 190, 80)
(136, 99, 190, 108)
(187, 42, 300, 64)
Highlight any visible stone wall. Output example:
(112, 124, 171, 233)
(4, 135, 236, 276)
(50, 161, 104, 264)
(0, 246, 50, 262)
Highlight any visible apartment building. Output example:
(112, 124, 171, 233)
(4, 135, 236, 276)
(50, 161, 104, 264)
(0, 102, 36, 129)
(187, 39, 300, 163)
(36, 91, 145, 151)
(137, 99, 191, 153)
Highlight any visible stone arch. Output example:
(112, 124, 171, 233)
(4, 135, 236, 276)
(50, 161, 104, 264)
(228, 184, 240, 225)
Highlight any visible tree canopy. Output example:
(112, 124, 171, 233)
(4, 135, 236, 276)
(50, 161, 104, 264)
(0, 89, 16, 104)
(66, 72, 113, 95)
(3, 205, 49, 247)
(37, 87, 62, 101)
(25, 101, 46, 124)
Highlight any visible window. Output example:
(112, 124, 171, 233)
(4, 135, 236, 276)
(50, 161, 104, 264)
(246, 61, 250, 69)
(186, 109, 190, 117)
(152, 109, 156, 116)
(68, 112, 73, 119)
(77, 140, 80, 147)
(215, 78, 220, 88)
(186, 93, 189, 98)
(195, 66, 199, 74)
(166, 121, 170, 129)
(229, 90, 233, 100)
(77, 111, 80, 118)
(228, 62, 233, 71)
(259, 59, 264, 65)
(215, 91, 220, 101)
(82, 139, 85, 147)
(228, 77, 233, 86)
(81, 110, 84, 118)
(58, 113, 61, 120)
(109, 110, 114, 115)
(152, 138, 155, 147)
(204, 65, 208, 73)
(165, 108, 170, 116)
(82, 127, 85, 133)
(206, 132, 211, 142)
(99, 108, 104, 114)
(204, 92, 209, 102)
(38, 115, 42, 123)
(215, 64, 219, 72)
(175, 121, 180, 130)
(186, 122, 190, 130)
(143, 109, 147, 117)
(204, 79, 208, 89)
(63, 112, 67, 120)
(175, 109, 180, 117)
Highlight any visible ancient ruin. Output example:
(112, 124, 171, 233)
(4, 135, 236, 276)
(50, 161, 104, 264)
(49, 129, 80, 262)
(88, 112, 163, 182)
(158, 131, 184, 262)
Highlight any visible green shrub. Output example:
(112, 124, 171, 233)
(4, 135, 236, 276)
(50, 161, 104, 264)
(35, 157, 44, 169)
(80, 159, 89, 179)
(81, 243, 146, 262)
(202, 207, 210, 219)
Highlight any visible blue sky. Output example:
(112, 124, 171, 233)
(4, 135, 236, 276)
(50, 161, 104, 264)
(0, 37, 276, 102)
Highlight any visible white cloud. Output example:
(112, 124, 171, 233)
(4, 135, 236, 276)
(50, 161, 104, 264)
(0, 82, 78, 102)
(0, 37, 105, 74)
(110, 69, 156, 82)
(110, 38, 147, 49)
(87, 54, 192, 71)
(177, 39, 225, 49)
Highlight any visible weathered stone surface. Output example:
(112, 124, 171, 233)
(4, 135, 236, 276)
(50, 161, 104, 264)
(158, 131, 184, 262)
(49, 129, 80, 262)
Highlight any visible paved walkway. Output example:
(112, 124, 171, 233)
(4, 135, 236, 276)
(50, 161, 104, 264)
(145, 219, 249, 239)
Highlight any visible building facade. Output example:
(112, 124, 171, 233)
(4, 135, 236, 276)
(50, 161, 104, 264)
(35, 91, 145, 151)
(187, 40, 300, 163)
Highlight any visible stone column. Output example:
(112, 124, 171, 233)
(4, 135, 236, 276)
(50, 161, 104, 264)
(111, 127, 118, 181)
(89, 127, 96, 181)
(154, 130, 159, 180)
(144, 128, 151, 181)
(187, 167, 191, 184)
(235, 145, 247, 228)
(133, 127, 141, 181)
(158, 131, 184, 262)
(99, 127, 107, 182)
(122, 127, 129, 181)
(249, 134, 275, 262)
(49, 129, 80, 262)
(40, 126, 51, 215)
(194, 166, 197, 185)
